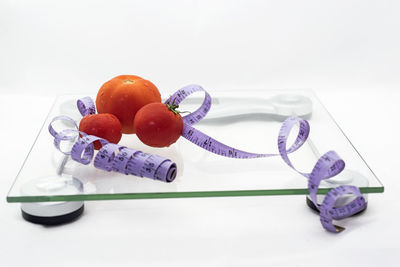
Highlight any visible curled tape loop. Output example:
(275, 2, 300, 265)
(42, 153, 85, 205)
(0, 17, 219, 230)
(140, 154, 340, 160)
(77, 97, 96, 116)
(48, 116, 79, 155)
(166, 85, 366, 233)
(167, 84, 212, 125)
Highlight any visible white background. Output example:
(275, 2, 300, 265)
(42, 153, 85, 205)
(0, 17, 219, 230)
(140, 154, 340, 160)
(1, 0, 399, 266)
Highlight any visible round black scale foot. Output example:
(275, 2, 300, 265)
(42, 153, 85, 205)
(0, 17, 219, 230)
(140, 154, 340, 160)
(20, 176, 85, 225)
(21, 203, 84, 225)
(306, 196, 367, 216)
(21, 201, 84, 225)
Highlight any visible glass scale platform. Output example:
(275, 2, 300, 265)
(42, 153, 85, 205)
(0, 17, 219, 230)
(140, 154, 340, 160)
(7, 90, 384, 205)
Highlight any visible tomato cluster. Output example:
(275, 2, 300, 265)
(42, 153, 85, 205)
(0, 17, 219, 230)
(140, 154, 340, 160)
(78, 75, 183, 149)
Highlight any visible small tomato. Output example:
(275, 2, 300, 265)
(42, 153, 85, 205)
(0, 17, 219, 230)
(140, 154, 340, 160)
(79, 113, 122, 150)
(133, 102, 183, 147)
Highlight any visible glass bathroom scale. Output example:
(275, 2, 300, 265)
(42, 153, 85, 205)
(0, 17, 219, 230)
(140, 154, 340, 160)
(7, 89, 384, 204)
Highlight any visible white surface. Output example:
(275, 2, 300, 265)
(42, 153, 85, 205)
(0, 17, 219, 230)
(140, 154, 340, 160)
(1, 1, 399, 266)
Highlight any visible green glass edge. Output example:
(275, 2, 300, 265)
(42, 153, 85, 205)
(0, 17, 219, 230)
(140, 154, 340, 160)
(7, 186, 384, 203)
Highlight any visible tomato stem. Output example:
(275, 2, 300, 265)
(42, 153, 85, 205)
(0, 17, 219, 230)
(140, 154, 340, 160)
(166, 99, 190, 115)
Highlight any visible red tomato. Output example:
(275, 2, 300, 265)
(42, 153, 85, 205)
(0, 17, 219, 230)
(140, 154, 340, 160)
(79, 113, 122, 150)
(133, 102, 183, 147)
(96, 75, 161, 134)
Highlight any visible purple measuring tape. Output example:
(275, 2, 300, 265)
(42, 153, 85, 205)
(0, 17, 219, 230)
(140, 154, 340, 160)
(49, 87, 366, 233)
(48, 97, 177, 183)
(165, 85, 366, 233)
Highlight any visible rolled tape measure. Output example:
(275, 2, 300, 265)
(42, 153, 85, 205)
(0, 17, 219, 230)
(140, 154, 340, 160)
(49, 86, 366, 233)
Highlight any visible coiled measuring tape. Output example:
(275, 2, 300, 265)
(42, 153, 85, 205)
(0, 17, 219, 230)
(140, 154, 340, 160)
(48, 98, 177, 183)
(50, 87, 366, 233)
(165, 85, 366, 233)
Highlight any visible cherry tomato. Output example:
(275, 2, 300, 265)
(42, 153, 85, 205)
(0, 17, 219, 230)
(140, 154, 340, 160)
(133, 102, 183, 147)
(79, 113, 122, 150)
